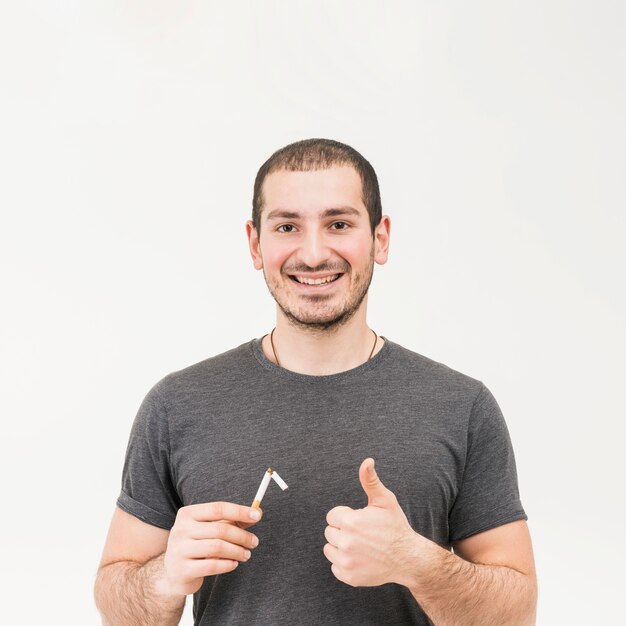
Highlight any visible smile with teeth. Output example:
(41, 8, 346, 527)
(290, 274, 342, 285)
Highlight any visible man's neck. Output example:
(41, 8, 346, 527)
(261, 308, 383, 376)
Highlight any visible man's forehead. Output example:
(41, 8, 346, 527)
(261, 166, 365, 215)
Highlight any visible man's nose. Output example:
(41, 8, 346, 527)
(297, 229, 332, 269)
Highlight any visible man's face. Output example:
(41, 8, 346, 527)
(246, 166, 390, 331)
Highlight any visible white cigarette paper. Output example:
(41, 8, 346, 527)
(251, 468, 288, 508)
(252, 469, 272, 507)
(271, 470, 288, 490)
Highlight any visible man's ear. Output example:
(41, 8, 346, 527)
(374, 215, 391, 265)
(245, 220, 264, 270)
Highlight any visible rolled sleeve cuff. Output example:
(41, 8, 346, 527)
(116, 490, 176, 531)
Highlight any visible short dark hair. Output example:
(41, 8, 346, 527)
(252, 138, 382, 235)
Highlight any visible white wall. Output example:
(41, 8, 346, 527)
(1, 1, 624, 623)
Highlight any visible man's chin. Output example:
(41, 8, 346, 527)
(280, 306, 356, 332)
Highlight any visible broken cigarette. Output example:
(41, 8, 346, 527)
(251, 467, 288, 508)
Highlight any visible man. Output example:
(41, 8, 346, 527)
(95, 138, 537, 625)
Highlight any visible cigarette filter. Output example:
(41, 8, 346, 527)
(252, 469, 272, 508)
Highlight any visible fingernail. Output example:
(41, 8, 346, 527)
(251, 535, 259, 548)
(250, 508, 261, 520)
(244, 550, 251, 560)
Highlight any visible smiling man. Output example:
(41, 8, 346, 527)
(256, 168, 375, 332)
(95, 139, 537, 625)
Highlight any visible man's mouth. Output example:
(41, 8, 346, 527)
(289, 274, 343, 285)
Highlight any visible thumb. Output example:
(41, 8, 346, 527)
(359, 458, 396, 508)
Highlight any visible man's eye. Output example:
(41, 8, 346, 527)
(332, 221, 349, 230)
(277, 224, 295, 233)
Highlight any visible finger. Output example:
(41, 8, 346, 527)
(188, 502, 263, 524)
(323, 542, 340, 564)
(185, 558, 240, 579)
(184, 538, 252, 562)
(331, 563, 353, 586)
(234, 507, 263, 530)
(326, 505, 354, 528)
(359, 458, 396, 508)
(190, 521, 259, 549)
(324, 525, 342, 548)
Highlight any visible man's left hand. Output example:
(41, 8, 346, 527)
(323, 458, 422, 587)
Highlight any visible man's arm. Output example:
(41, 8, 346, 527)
(324, 459, 537, 626)
(95, 503, 263, 625)
(95, 553, 186, 626)
(400, 520, 537, 626)
(94, 507, 186, 626)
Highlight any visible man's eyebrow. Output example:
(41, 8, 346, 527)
(265, 210, 300, 221)
(265, 206, 362, 221)
(322, 207, 361, 219)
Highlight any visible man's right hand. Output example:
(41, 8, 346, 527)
(163, 502, 263, 596)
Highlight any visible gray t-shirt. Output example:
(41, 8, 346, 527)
(117, 337, 527, 625)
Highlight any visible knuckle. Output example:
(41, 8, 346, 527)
(204, 539, 219, 557)
(344, 573, 357, 587)
(181, 562, 195, 580)
(341, 554, 355, 570)
(212, 522, 228, 538)
(169, 540, 183, 559)
(205, 560, 222, 576)
(338, 536, 352, 552)
(176, 518, 192, 534)
(332, 564, 353, 586)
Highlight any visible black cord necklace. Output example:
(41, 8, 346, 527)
(268, 327, 378, 368)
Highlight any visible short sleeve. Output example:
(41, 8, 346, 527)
(116, 381, 182, 530)
(448, 384, 528, 542)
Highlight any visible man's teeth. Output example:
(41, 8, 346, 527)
(294, 274, 340, 285)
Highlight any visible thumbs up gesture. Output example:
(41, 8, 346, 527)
(323, 458, 421, 588)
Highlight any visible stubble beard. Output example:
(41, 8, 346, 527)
(264, 245, 375, 333)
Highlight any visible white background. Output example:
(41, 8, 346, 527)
(1, 1, 624, 624)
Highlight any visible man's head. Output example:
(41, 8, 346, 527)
(246, 139, 390, 332)
(252, 138, 382, 237)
